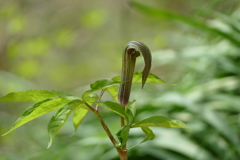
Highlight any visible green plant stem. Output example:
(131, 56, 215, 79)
(121, 117, 125, 127)
(118, 149, 128, 160)
(84, 102, 128, 160)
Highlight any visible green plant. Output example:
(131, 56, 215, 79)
(0, 41, 193, 160)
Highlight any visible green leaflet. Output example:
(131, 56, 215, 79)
(126, 100, 137, 117)
(73, 105, 89, 133)
(129, 127, 155, 149)
(112, 71, 172, 85)
(116, 125, 130, 149)
(0, 90, 72, 102)
(140, 127, 156, 143)
(50, 90, 72, 97)
(47, 100, 82, 148)
(90, 79, 123, 90)
(2, 97, 71, 136)
(131, 115, 194, 130)
(124, 100, 137, 124)
(82, 79, 125, 100)
(83, 93, 99, 103)
(95, 101, 129, 123)
(106, 85, 119, 102)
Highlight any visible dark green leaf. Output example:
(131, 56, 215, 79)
(129, 127, 155, 149)
(73, 107, 88, 133)
(116, 125, 130, 149)
(90, 79, 123, 90)
(47, 100, 82, 148)
(112, 71, 173, 85)
(141, 127, 156, 142)
(82, 79, 124, 100)
(95, 101, 128, 122)
(2, 97, 71, 136)
(0, 90, 72, 102)
(131, 115, 194, 130)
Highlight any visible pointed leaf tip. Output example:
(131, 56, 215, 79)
(95, 101, 129, 123)
(73, 106, 88, 133)
(3, 97, 71, 136)
(131, 115, 194, 130)
(128, 127, 155, 149)
(47, 100, 82, 148)
(82, 79, 125, 100)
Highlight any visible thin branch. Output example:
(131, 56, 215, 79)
(84, 102, 128, 159)
(95, 89, 105, 111)
(84, 102, 118, 147)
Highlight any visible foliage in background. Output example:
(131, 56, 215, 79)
(0, 0, 240, 160)
(129, 1, 240, 159)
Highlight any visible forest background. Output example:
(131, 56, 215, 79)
(0, 0, 240, 160)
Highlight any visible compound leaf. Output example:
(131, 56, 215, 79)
(2, 97, 71, 136)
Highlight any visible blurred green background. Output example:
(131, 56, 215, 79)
(1, 0, 240, 159)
